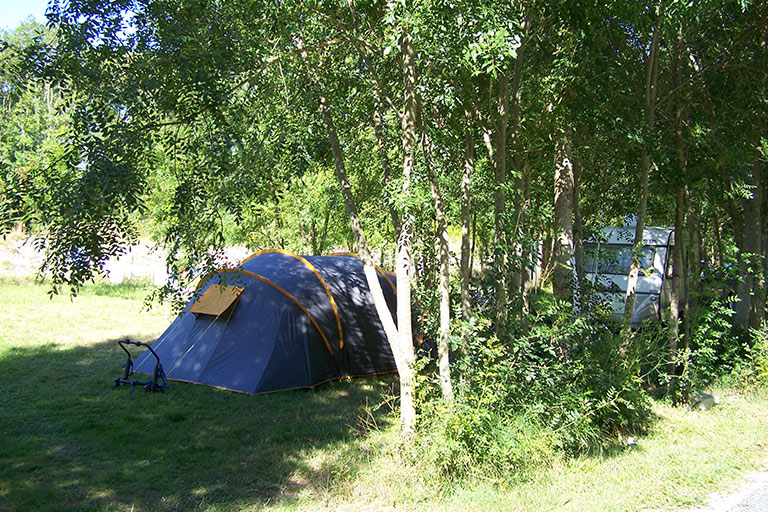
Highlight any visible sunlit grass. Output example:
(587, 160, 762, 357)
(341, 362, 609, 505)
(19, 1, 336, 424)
(1, 282, 766, 511)
(0, 282, 399, 511)
(436, 390, 768, 512)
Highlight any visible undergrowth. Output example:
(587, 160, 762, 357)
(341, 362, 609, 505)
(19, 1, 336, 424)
(414, 302, 654, 484)
(412, 284, 768, 487)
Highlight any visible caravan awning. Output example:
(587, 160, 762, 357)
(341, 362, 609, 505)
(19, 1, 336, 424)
(189, 284, 244, 317)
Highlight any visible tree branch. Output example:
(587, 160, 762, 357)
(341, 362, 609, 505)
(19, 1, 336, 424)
(307, 6, 400, 117)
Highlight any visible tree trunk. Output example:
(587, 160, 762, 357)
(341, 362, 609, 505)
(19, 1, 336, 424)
(480, 120, 496, 301)
(684, 188, 698, 337)
(733, 210, 749, 331)
(424, 130, 454, 401)
(397, 34, 418, 437)
(668, 32, 688, 401)
(756, 183, 768, 329)
(624, 4, 662, 331)
(460, 111, 474, 327)
(553, 127, 575, 303)
(751, 162, 764, 329)
(494, 74, 509, 337)
(735, 157, 763, 331)
(742, 157, 764, 329)
(572, 143, 586, 310)
(541, 234, 553, 286)
(760, 187, 768, 328)
(519, 160, 531, 329)
(509, 19, 530, 320)
(318, 92, 410, 433)
(470, 205, 477, 286)
(373, 107, 401, 235)
(668, 188, 687, 401)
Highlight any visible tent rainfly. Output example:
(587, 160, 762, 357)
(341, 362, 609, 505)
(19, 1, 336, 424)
(133, 250, 401, 394)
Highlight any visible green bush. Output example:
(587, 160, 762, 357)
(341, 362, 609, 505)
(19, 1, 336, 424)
(667, 296, 766, 398)
(723, 326, 768, 389)
(678, 297, 738, 392)
(414, 304, 653, 483)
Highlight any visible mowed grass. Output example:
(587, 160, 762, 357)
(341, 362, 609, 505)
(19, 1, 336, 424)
(0, 281, 767, 512)
(0, 282, 399, 511)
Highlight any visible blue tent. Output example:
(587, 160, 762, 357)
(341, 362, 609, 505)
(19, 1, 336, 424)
(134, 251, 399, 394)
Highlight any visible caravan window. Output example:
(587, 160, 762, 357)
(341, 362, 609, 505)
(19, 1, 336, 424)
(584, 244, 655, 275)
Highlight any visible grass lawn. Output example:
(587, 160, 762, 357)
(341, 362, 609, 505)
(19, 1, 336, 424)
(0, 281, 766, 511)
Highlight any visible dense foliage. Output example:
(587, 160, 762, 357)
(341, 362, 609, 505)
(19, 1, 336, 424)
(416, 308, 654, 481)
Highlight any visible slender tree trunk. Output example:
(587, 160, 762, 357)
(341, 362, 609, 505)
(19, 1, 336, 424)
(572, 143, 585, 310)
(668, 188, 686, 401)
(519, 160, 531, 329)
(470, 206, 477, 283)
(509, 26, 529, 316)
(624, 5, 662, 331)
(460, 112, 474, 327)
(734, 238, 751, 330)
(732, 192, 748, 328)
(668, 32, 688, 401)
(752, 163, 764, 329)
(541, 234, 553, 285)
(373, 107, 401, 235)
(309, 220, 318, 254)
(494, 74, 509, 337)
(553, 126, 575, 303)
(480, 119, 496, 303)
(423, 130, 453, 401)
(685, 188, 698, 336)
(397, 34, 418, 437)
(760, 190, 768, 328)
(736, 157, 763, 331)
(318, 92, 408, 432)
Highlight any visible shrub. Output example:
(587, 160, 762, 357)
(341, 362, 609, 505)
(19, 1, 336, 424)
(723, 326, 768, 389)
(750, 327, 768, 385)
(414, 305, 653, 483)
(669, 296, 764, 398)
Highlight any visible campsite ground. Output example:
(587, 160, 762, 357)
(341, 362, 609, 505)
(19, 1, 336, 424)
(0, 239, 767, 510)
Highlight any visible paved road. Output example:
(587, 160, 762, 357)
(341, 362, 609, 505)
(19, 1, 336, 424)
(731, 482, 768, 512)
(684, 467, 768, 512)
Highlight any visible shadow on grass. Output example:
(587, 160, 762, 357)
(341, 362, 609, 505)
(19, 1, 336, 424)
(0, 338, 398, 511)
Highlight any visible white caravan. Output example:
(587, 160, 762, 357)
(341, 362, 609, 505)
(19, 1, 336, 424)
(583, 225, 675, 328)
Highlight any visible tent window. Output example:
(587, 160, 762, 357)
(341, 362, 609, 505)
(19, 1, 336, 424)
(189, 284, 244, 322)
